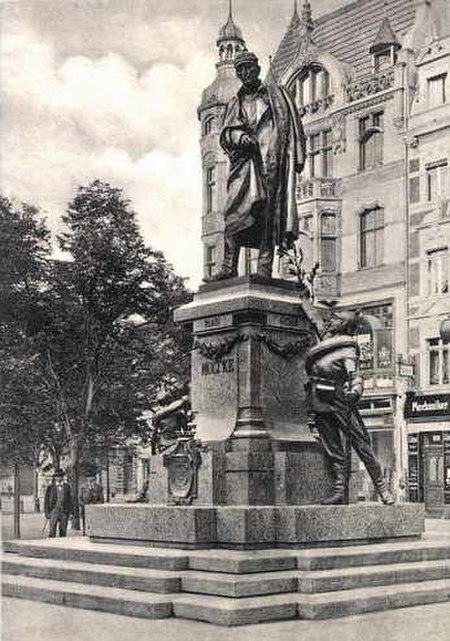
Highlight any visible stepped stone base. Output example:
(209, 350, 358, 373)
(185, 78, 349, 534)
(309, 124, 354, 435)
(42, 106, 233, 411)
(86, 503, 425, 549)
(4, 524, 450, 626)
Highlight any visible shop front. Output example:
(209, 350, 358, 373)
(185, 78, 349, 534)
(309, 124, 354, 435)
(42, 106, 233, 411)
(405, 392, 450, 509)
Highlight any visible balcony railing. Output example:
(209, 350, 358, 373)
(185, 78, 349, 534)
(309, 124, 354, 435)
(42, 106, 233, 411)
(345, 69, 395, 103)
(298, 94, 334, 117)
(297, 177, 342, 201)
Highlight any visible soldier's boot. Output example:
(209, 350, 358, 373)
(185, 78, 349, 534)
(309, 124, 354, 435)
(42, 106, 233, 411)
(321, 466, 346, 505)
(373, 477, 395, 505)
(210, 237, 239, 281)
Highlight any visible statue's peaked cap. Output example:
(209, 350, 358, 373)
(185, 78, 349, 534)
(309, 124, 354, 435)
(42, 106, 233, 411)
(234, 51, 259, 69)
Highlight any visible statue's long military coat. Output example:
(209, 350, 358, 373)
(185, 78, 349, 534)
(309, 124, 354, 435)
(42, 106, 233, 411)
(220, 81, 306, 249)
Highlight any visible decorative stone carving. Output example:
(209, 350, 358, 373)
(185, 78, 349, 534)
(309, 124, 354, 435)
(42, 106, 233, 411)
(193, 334, 247, 361)
(345, 70, 395, 103)
(163, 437, 202, 506)
(297, 178, 342, 201)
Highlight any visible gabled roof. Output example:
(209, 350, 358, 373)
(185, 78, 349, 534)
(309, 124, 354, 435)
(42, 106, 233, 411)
(272, 0, 415, 81)
(369, 16, 401, 54)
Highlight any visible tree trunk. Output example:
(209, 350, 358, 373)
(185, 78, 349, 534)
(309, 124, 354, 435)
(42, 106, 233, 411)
(70, 437, 81, 530)
(13, 463, 21, 539)
(105, 437, 110, 502)
(33, 459, 40, 513)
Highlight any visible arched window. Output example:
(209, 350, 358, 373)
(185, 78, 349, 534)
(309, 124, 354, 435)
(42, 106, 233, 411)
(289, 65, 330, 109)
(203, 115, 215, 136)
(360, 206, 384, 268)
(205, 166, 217, 213)
(320, 212, 337, 272)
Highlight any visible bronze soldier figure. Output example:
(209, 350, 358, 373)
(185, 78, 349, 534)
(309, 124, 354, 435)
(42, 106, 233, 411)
(213, 51, 306, 280)
(305, 310, 394, 505)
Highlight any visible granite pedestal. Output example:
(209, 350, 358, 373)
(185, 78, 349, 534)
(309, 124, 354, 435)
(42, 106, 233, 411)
(90, 276, 425, 550)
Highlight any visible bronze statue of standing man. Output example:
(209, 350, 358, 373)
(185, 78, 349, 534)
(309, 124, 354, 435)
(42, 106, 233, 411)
(213, 51, 306, 280)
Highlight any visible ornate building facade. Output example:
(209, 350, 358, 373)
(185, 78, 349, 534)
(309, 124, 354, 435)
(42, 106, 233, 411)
(198, 0, 450, 508)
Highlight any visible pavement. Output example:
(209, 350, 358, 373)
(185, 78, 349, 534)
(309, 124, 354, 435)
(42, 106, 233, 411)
(3, 597, 450, 641)
(2, 518, 450, 640)
(1, 511, 82, 541)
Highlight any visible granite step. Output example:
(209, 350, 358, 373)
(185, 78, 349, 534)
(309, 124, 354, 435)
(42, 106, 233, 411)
(3, 539, 299, 574)
(1, 574, 174, 619)
(181, 569, 298, 597)
(3, 539, 189, 571)
(1, 553, 181, 593)
(174, 577, 450, 624)
(4, 568, 450, 625)
(296, 577, 450, 619)
(172, 592, 299, 626)
(297, 558, 450, 593)
(295, 539, 450, 570)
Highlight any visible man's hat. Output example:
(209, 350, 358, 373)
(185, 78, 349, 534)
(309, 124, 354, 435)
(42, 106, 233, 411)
(234, 50, 259, 70)
(53, 468, 65, 479)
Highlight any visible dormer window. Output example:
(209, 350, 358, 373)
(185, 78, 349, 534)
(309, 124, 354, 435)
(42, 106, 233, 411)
(374, 47, 396, 72)
(369, 17, 400, 73)
(289, 65, 331, 110)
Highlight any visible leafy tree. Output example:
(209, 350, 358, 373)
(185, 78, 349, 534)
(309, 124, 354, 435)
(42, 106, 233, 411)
(0, 197, 56, 528)
(36, 180, 191, 527)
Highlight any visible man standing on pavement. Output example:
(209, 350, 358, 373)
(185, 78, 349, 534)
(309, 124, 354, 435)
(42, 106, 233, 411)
(44, 469, 73, 537)
(79, 475, 104, 535)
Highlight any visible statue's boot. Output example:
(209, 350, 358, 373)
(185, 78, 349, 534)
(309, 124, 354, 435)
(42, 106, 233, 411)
(373, 477, 395, 505)
(209, 237, 239, 281)
(321, 465, 346, 505)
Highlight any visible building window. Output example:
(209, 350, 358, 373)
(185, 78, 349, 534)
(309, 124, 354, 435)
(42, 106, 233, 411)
(426, 160, 448, 202)
(309, 129, 333, 178)
(205, 166, 216, 213)
(320, 212, 337, 272)
(205, 245, 216, 279)
(428, 338, 450, 386)
(290, 65, 330, 108)
(410, 176, 420, 203)
(428, 74, 447, 108)
(427, 166, 439, 201)
(203, 115, 215, 136)
(374, 49, 395, 72)
(359, 112, 384, 171)
(360, 206, 384, 268)
(356, 303, 393, 372)
(427, 250, 449, 295)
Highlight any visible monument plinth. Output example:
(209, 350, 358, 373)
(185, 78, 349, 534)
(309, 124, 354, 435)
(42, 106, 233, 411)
(170, 274, 333, 507)
(88, 276, 424, 549)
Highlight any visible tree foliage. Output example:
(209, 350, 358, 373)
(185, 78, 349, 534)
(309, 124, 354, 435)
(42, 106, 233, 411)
(1, 183, 192, 522)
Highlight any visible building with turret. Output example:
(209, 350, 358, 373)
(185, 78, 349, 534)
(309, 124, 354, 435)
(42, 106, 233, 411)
(198, 0, 450, 510)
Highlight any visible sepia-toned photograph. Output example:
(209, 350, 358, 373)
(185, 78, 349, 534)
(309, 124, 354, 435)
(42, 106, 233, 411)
(1, 1, 450, 639)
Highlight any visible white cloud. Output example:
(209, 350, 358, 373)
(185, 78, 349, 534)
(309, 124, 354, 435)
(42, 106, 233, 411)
(1, 22, 213, 286)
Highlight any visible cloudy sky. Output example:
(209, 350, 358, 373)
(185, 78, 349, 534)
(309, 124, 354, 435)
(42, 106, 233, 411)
(2, 0, 349, 287)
